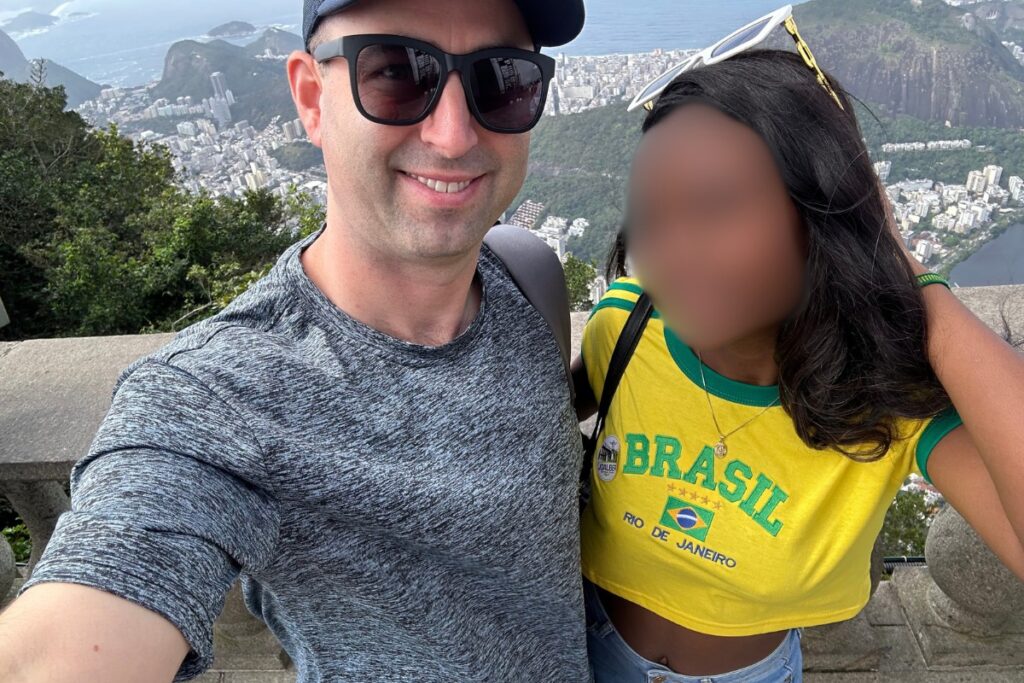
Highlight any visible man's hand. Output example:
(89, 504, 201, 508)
(0, 582, 189, 683)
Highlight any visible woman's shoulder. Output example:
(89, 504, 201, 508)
(588, 277, 646, 321)
(583, 277, 658, 366)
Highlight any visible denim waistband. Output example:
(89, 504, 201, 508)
(584, 579, 802, 683)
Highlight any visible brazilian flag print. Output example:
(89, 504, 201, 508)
(660, 495, 715, 542)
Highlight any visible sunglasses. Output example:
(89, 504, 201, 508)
(627, 4, 844, 113)
(312, 34, 556, 134)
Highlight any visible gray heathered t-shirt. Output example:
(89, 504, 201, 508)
(19, 228, 591, 682)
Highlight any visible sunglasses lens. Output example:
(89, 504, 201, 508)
(710, 17, 773, 58)
(355, 43, 442, 123)
(631, 59, 693, 109)
(469, 57, 546, 132)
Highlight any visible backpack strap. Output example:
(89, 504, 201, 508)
(581, 292, 654, 492)
(484, 224, 574, 403)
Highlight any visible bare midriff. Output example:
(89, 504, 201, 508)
(598, 587, 789, 676)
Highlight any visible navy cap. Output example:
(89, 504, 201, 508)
(302, 0, 585, 49)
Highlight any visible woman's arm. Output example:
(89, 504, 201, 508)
(907, 257, 1024, 579)
(572, 354, 598, 421)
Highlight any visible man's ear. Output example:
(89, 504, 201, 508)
(286, 51, 325, 148)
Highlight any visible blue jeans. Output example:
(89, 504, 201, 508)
(584, 580, 803, 683)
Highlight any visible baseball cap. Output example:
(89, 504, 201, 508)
(302, 0, 586, 49)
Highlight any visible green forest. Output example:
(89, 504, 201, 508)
(0, 76, 324, 342)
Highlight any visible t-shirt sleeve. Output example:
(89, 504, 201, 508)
(581, 278, 645, 405)
(898, 406, 965, 484)
(17, 359, 281, 681)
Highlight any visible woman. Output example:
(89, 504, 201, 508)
(573, 40, 1024, 683)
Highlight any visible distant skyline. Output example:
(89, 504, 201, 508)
(3, 0, 808, 87)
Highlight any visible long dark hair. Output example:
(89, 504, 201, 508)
(612, 49, 951, 461)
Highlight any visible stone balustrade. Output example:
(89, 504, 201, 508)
(2, 284, 1023, 681)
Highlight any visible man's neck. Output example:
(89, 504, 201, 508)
(301, 219, 483, 348)
(695, 327, 780, 387)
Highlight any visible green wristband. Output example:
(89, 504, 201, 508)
(916, 273, 951, 290)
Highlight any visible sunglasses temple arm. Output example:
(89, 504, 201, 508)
(783, 17, 845, 111)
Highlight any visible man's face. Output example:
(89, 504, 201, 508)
(307, 0, 534, 262)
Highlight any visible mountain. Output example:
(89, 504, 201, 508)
(0, 28, 102, 107)
(1, 10, 57, 33)
(152, 37, 296, 128)
(0, 25, 23, 69)
(787, 0, 1024, 128)
(208, 21, 257, 38)
(42, 60, 104, 105)
(245, 28, 304, 57)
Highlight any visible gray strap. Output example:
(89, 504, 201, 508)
(484, 225, 574, 403)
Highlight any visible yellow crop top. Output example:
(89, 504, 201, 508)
(580, 278, 963, 637)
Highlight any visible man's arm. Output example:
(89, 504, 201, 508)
(0, 583, 189, 683)
(0, 358, 280, 681)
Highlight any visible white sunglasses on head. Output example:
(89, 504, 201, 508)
(627, 4, 844, 113)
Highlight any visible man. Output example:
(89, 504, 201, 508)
(0, 0, 590, 680)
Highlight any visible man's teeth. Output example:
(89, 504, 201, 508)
(408, 174, 473, 194)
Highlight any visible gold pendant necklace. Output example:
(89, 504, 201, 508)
(697, 351, 779, 458)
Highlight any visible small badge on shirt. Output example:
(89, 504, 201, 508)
(596, 436, 620, 482)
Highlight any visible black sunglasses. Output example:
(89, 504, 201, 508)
(312, 34, 556, 134)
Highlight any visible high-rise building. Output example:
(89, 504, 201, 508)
(508, 200, 545, 230)
(210, 98, 232, 127)
(210, 72, 228, 101)
(543, 234, 567, 261)
(915, 240, 934, 262)
(873, 160, 891, 183)
(966, 170, 987, 195)
(983, 164, 1004, 189)
(1008, 175, 1024, 201)
(589, 276, 608, 307)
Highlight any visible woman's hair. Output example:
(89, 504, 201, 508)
(612, 49, 952, 461)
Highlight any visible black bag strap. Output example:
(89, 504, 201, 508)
(588, 291, 654, 452)
(484, 224, 574, 403)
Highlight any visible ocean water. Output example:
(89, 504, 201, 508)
(560, 0, 802, 56)
(8, 0, 799, 87)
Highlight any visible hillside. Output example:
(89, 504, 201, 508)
(505, 0, 1024, 265)
(0, 27, 23, 70)
(208, 21, 257, 38)
(788, 0, 1024, 127)
(512, 97, 1024, 265)
(245, 28, 304, 57)
(0, 28, 102, 107)
(152, 37, 295, 129)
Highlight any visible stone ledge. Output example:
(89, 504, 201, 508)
(0, 333, 174, 481)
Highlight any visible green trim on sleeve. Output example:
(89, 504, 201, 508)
(915, 407, 964, 484)
(608, 281, 644, 297)
(587, 298, 662, 322)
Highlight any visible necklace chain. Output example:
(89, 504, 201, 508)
(696, 351, 780, 458)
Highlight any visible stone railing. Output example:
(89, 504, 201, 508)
(0, 333, 292, 682)
(2, 284, 1024, 682)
